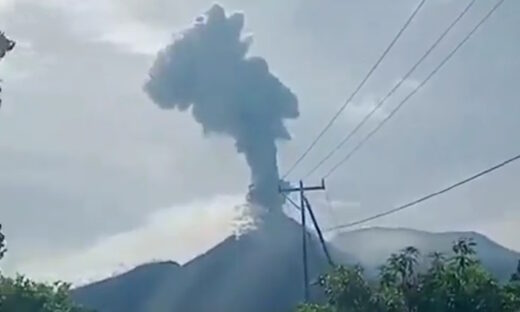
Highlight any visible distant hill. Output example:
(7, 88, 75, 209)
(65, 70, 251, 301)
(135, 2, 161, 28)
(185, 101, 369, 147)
(73, 221, 519, 312)
(330, 227, 520, 281)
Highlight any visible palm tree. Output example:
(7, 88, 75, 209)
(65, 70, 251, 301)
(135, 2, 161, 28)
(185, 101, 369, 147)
(451, 238, 477, 271)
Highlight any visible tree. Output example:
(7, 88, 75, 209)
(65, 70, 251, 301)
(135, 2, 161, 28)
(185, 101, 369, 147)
(318, 265, 376, 312)
(0, 32, 15, 59)
(298, 239, 520, 312)
(295, 303, 335, 312)
(0, 31, 15, 107)
(378, 246, 420, 311)
(0, 224, 6, 260)
(420, 238, 503, 312)
(0, 276, 93, 312)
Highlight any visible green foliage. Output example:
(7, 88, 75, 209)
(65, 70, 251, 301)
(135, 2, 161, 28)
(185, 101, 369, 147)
(299, 238, 520, 312)
(318, 265, 375, 312)
(295, 303, 335, 312)
(0, 275, 91, 312)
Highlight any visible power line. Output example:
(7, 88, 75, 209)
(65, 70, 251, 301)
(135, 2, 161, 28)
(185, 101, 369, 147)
(304, 0, 477, 179)
(324, 0, 506, 179)
(325, 151, 520, 232)
(282, 0, 428, 179)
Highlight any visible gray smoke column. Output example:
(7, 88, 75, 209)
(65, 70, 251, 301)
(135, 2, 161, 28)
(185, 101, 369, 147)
(144, 4, 299, 212)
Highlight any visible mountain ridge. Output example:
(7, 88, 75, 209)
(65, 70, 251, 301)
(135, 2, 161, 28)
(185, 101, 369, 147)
(330, 226, 519, 281)
(73, 224, 519, 312)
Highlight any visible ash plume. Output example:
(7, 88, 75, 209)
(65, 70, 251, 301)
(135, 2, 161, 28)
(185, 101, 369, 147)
(144, 4, 299, 212)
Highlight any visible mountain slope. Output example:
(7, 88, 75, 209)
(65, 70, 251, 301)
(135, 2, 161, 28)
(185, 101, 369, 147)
(73, 261, 182, 312)
(73, 214, 346, 312)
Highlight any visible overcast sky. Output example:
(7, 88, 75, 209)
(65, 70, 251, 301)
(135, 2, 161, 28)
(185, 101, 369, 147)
(0, 0, 519, 284)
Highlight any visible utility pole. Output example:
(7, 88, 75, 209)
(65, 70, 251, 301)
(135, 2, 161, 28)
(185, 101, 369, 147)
(279, 179, 325, 303)
(303, 196, 334, 267)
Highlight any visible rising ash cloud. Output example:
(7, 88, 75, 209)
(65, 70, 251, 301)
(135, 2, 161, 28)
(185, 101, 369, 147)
(144, 4, 299, 213)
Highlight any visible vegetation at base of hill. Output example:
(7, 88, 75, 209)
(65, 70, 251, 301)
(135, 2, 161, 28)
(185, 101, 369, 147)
(0, 224, 92, 312)
(0, 276, 93, 312)
(297, 239, 520, 312)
